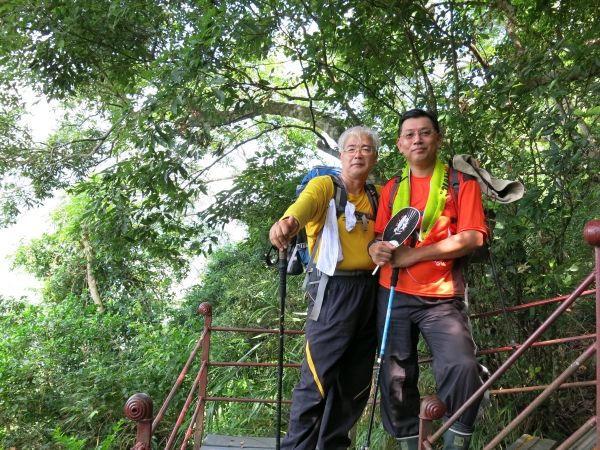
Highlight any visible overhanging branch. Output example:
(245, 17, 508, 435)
(186, 100, 346, 141)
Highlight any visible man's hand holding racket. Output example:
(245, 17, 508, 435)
(369, 207, 420, 274)
(369, 240, 398, 268)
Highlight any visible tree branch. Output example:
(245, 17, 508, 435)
(401, 21, 438, 112)
(186, 99, 346, 142)
(495, 0, 525, 56)
(81, 235, 104, 313)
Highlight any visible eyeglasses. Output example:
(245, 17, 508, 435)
(342, 146, 375, 156)
(399, 129, 435, 140)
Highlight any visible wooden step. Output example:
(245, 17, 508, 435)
(202, 435, 277, 449)
(568, 425, 597, 450)
(507, 434, 557, 450)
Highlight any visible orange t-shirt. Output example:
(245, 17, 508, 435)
(375, 169, 487, 298)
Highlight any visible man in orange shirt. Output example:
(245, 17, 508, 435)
(368, 109, 487, 450)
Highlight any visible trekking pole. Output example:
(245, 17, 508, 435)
(361, 264, 400, 450)
(276, 247, 287, 450)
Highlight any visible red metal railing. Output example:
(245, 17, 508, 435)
(418, 219, 600, 449)
(125, 220, 599, 449)
(124, 301, 306, 450)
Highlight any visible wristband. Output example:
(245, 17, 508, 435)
(367, 239, 381, 255)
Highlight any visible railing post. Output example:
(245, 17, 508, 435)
(583, 219, 600, 450)
(419, 396, 446, 450)
(194, 302, 213, 450)
(124, 393, 154, 450)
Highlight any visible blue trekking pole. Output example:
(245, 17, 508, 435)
(362, 266, 401, 450)
(362, 208, 420, 450)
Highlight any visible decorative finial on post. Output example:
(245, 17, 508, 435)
(419, 396, 446, 450)
(125, 393, 154, 450)
(419, 395, 446, 421)
(583, 220, 600, 247)
(198, 302, 212, 316)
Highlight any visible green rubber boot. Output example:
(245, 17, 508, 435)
(442, 428, 472, 450)
(397, 435, 419, 450)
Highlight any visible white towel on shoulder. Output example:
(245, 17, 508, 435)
(316, 199, 343, 276)
(345, 202, 356, 232)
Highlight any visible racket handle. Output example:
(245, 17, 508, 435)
(372, 240, 400, 275)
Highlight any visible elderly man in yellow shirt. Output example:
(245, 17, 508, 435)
(270, 125, 382, 450)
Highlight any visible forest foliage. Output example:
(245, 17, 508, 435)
(1, 0, 599, 448)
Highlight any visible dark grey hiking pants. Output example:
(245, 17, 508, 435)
(376, 287, 484, 437)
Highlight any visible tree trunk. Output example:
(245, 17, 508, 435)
(81, 236, 103, 312)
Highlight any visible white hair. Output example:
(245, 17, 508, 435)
(338, 126, 381, 152)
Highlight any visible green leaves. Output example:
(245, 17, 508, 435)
(573, 106, 600, 116)
(0, 294, 200, 448)
(211, 87, 226, 103)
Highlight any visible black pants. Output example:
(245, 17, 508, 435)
(281, 274, 378, 450)
(376, 287, 483, 437)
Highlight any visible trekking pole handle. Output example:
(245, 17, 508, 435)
(279, 248, 287, 262)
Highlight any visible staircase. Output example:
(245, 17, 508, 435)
(508, 434, 559, 450)
(123, 220, 600, 450)
(508, 423, 597, 450)
(201, 435, 276, 449)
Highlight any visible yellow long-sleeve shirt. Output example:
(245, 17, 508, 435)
(281, 176, 382, 271)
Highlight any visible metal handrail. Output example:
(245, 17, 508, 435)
(587, 219, 600, 450)
(489, 380, 596, 395)
(164, 361, 206, 450)
(422, 269, 596, 448)
(152, 329, 208, 434)
(419, 220, 600, 449)
(470, 289, 595, 319)
(483, 343, 596, 449)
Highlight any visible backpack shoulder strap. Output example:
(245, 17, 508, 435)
(364, 183, 379, 217)
(329, 174, 347, 218)
(302, 175, 375, 289)
(330, 175, 379, 219)
(448, 165, 460, 205)
(388, 176, 403, 210)
(302, 176, 342, 290)
(448, 164, 476, 205)
(447, 164, 491, 267)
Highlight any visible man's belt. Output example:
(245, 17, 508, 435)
(330, 269, 374, 277)
(306, 268, 373, 283)
(306, 269, 375, 321)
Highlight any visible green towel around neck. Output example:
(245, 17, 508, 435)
(392, 157, 449, 241)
